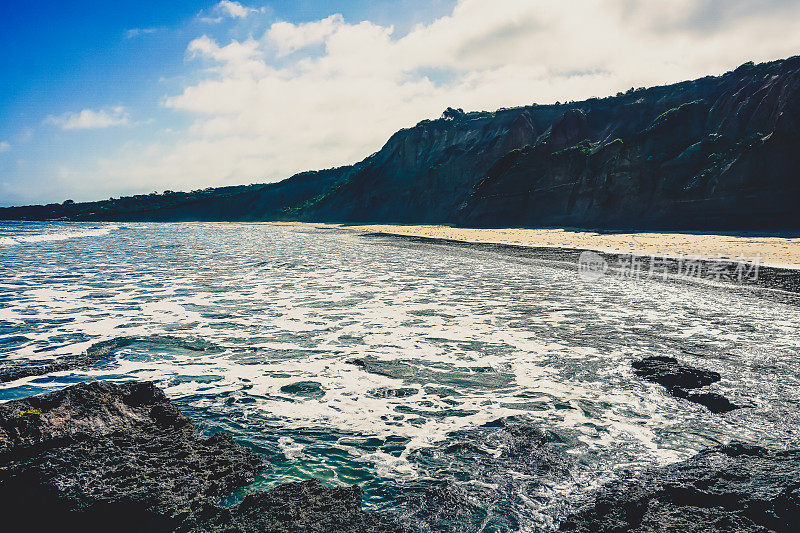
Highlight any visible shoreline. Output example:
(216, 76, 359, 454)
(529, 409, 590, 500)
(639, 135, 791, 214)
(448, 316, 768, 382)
(262, 222, 800, 271)
(3, 379, 798, 531)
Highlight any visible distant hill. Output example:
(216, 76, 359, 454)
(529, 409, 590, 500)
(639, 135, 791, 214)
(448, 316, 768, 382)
(3, 56, 800, 231)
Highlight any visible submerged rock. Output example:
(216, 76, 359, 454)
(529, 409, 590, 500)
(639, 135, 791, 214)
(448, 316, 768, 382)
(379, 416, 572, 531)
(632, 356, 720, 389)
(632, 356, 739, 413)
(0, 380, 400, 532)
(0, 335, 214, 383)
(179, 479, 401, 532)
(560, 443, 800, 532)
(347, 357, 393, 377)
(280, 380, 326, 399)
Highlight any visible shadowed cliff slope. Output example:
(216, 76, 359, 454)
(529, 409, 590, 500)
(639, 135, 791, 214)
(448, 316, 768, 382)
(2, 56, 799, 230)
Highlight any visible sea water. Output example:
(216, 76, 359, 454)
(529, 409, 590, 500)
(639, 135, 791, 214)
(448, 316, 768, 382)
(1, 221, 799, 530)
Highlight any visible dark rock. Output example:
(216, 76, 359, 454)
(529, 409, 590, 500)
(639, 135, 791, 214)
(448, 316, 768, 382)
(0, 381, 264, 530)
(0, 359, 78, 383)
(632, 356, 720, 389)
(674, 390, 740, 414)
(179, 479, 404, 532)
(0, 335, 214, 383)
(379, 416, 571, 531)
(560, 443, 800, 532)
(347, 357, 393, 377)
(382, 479, 488, 532)
(632, 356, 739, 413)
(279, 380, 325, 399)
(0, 381, 400, 532)
(547, 108, 591, 150)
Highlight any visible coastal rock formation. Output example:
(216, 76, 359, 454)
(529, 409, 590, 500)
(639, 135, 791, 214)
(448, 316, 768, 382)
(179, 479, 402, 533)
(560, 443, 800, 531)
(632, 356, 739, 413)
(381, 416, 572, 531)
(0, 335, 215, 383)
(458, 58, 800, 230)
(0, 381, 400, 532)
(2, 56, 799, 231)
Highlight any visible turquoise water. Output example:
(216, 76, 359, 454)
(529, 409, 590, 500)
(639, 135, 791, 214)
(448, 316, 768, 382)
(1, 221, 799, 530)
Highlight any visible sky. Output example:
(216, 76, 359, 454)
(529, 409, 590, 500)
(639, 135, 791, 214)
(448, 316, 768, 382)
(2, 0, 800, 206)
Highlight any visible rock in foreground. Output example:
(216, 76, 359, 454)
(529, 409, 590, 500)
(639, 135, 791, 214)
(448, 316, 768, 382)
(560, 443, 800, 532)
(382, 416, 572, 531)
(0, 380, 400, 532)
(632, 356, 739, 413)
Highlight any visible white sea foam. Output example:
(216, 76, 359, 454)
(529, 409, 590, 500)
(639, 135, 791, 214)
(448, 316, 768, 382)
(1, 221, 799, 522)
(0, 224, 118, 245)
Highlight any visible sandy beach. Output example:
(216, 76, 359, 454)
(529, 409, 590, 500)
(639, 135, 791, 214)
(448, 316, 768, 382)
(264, 222, 800, 270)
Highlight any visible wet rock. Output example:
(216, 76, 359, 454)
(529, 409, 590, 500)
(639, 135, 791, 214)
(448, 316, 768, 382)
(380, 416, 571, 531)
(560, 443, 800, 532)
(347, 357, 393, 377)
(0, 335, 214, 383)
(672, 390, 740, 414)
(632, 355, 720, 388)
(280, 380, 325, 399)
(0, 358, 79, 383)
(0, 381, 264, 530)
(632, 356, 739, 413)
(180, 479, 403, 533)
(382, 479, 488, 532)
(0, 381, 400, 532)
(367, 387, 419, 399)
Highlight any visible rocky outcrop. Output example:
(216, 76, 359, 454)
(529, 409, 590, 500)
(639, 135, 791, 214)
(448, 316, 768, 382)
(0, 335, 214, 383)
(560, 443, 800, 531)
(378, 416, 572, 531)
(179, 479, 401, 533)
(0, 381, 400, 532)
(632, 356, 739, 413)
(2, 381, 796, 531)
(4, 56, 799, 231)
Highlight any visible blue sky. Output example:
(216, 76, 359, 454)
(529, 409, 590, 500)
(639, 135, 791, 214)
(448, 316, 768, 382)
(2, 0, 800, 206)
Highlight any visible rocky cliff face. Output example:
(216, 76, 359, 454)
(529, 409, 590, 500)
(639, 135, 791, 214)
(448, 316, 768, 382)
(456, 57, 800, 230)
(299, 107, 542, 223)
(2, 56, 799, 230)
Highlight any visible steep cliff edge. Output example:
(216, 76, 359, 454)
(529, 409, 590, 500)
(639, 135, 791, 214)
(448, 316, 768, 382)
(2, 56, 799, 230)
(457, 57, 800, 230)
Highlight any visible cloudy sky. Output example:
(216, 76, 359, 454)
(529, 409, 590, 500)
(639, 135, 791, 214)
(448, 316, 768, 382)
(2, 0, 800, 206)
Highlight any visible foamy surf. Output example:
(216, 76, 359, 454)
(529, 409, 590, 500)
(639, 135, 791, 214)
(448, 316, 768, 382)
(0, 223, 118, 246)
(1, 221, 799, 528)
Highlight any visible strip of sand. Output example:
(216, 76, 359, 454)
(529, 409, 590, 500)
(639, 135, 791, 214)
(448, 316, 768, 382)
(264, 222, 800, 270)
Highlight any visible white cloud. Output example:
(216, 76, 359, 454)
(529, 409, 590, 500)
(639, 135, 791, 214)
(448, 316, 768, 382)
(216, 1, 257, 19)
(266, 14, 346, 56)
(197, 2, 261, 24)
(45, 107, 131, 130)
(51, 0, 800, 198)
(125, 27, 157, 39)
(0, 141, 10, 153)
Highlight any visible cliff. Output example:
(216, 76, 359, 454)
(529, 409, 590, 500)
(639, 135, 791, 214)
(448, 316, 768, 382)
(2, 56, 799, 231)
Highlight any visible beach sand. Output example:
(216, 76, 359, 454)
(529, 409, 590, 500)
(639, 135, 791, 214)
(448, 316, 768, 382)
(265, 222, 800, 270)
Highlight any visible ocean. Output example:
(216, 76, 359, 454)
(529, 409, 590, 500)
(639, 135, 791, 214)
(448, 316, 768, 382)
(1, 220, 799, 530)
